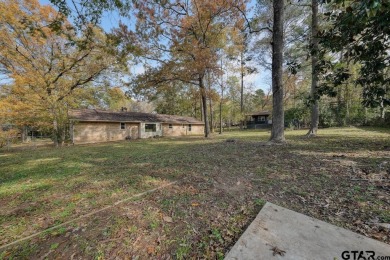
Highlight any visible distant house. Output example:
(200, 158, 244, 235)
(69, 109, 204, 144)
(245, 111, 271, 129)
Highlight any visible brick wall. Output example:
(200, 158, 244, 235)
(72, 121, 204, 144)
(162, 123, 204, 136)
(73, 122, 139, 144)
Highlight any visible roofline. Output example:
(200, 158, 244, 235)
(245, 113, 271, 116)
(162, 122, 205, 125)
(69, 119, 205, 125)
(69, 119, 142, 123)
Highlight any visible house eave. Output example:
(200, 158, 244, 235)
(69, 119, 143, 123)
(69, 119, 205, 125)
(161, 122, 205, 125)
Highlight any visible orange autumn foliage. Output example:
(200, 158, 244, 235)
(0, 0, 113, 145)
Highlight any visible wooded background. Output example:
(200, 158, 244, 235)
(0, 0, 389, 146)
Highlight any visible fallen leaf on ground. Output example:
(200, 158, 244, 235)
(271, 246, 286, 256)
(163, 216, 173, 223)
(147, 246, 155, 255)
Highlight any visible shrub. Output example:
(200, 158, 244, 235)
(0, 129, 18, 148)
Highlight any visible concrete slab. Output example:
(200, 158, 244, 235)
(225, 202, 390, 260)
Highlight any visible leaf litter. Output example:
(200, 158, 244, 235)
(0, 128, 389, 258)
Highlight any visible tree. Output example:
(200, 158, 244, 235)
(150, 81, 197, 117)
(119, 0, 247, 137)
(49, 0, 130, 30)
(253, 0, 316, 141)
(0, 0, 114, 146)
(104, 87, 133, 110)
(218, 55, 226, 134)
(270, 0, 285, 142)
(225, 76, 243, 125)
(319, 0, 390, 120)
(244, 88, 269, 112)
(205, 71, 221, 132)
(307, 0, 320, 136)
(228, 29, 258, 129)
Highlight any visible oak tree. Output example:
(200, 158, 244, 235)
(0, 0, 114, 146)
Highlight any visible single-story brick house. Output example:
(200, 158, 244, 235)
(69, 109, 204, 144)
(245, 111, 272, 129)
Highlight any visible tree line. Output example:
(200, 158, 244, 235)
(0, 0, 388, 146)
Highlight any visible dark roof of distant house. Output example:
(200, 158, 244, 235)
(246, 111, 271, 116)
(69, 109, 205, 125)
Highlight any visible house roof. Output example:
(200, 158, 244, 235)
(246, 111, 271, 116)
(69, 109, 205, 125)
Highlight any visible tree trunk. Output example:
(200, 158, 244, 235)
(220, 58, 224, 134)
(344, 82, 350, 125)
(209, 98, 214, 133)
(346, 95, 350, 125)
(219, 99, 223, 134)
(380, 97, 385, 120)
(240, 51, 244, 130)
(270, 0, 285, 143)
(21, 126, 27, 143)
(200, 96, 203, 121)
(307, 0, 319, 137)
(61, 126, 66, 146)
(193, 96, 197, 119)
(208, 71, 214, 133)
(199, 76, 210, 137)
(53, 118, 59, 147)
(337, 85, 343, 126)
(364, 107, 368, 125)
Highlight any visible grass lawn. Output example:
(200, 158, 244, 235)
(0, 127, 389, 259)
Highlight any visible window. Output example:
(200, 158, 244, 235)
(145, 124, 156, 132)
(257, 116, 265, 122)
(120, 122, 125, 129)
(169, 124, 173, 129)
(188, 124, 192, 131)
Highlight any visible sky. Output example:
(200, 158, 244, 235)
(39, 0, 271, 92)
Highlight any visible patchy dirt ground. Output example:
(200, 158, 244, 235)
(0, 127, 389, 259)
